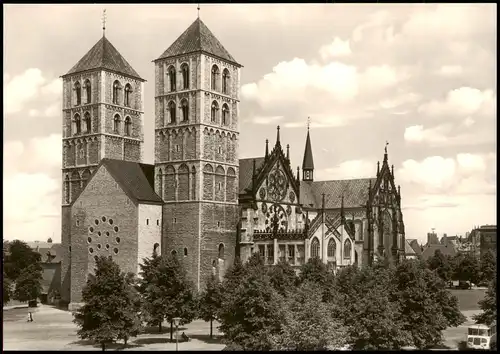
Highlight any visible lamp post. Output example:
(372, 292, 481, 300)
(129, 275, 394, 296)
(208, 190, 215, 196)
(173, 317, 181, 351)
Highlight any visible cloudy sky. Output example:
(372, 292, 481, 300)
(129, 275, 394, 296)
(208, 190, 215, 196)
(4, 4, 496, 245)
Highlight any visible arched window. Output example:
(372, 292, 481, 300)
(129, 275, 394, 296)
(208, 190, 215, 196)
(124, 84, 132, 107)
(218, 243, 225, 259)
(124, 117, 131, 136)
(74, 114, 81, 135)
(311, 238, 320, 258)
(222, 104, 229, 125)
(84, 112, 91, 133)
(211, 101, 219, 123)
(181, 99, 189, 122)
(168, 101, 176, 124)
(153, 243, 160, 255)
(113, 114, 121, 134)
(181, 64, 189, 89)
(327, 238, 336, 257)
(171, 249, 177, 257)
(168, 66, 176, 92)
(112, 81, 120, 105)
(84, 80, 91, 104)
(344, 239, 352, 259)
(211, 65, 219, 91)
(222, 69, 230, 95)
(184, 247, 188, 256)
(75, 82, 81, 105)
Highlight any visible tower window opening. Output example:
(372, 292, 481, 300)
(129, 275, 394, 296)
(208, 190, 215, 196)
(211, 65, 220, 91)
(222, 69, 230, 95)
(181, 99, 189, 122)
(218, 146, 222, 154)
(217, 221, 220, 228)
(75, 81, 81, 105)
(84, 112, 91, 133)
(181, 63, 189, 89)
(124, 117, 131, 136)
(74, 114, 81, 135)
(218, 182, 222, 191)
(112, 80, 120, 105)
(114, 114, 121, 134)
(84, 79, 91, 104)
(124, 84, 132, 107)
(168, 101, 176, 124)
(146, 218, 149, 225)
(222, 104, 229, 125)
(184, 247, 188, 256)
(211, 101, 218, 123)
(157, 219, 160, 226)
(174, 217, 177, 224)
(168, 66, 176, 92)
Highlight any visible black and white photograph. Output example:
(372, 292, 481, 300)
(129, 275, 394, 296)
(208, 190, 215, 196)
(3, 3, 497, 351)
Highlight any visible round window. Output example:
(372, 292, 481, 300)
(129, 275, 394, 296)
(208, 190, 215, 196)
(109, 219, 114, 225)
(106, 231, 110, 237)
(114, 226, 119, 232)
(97, 231, 101, 237)
(106, 244, 110, 250)
(102, 216, 107, 222)
(94, 255, 99, 262)
(97, 244, 102, 250)
(87, 237, 92, 244)
(116, 237, 121, 244)
(89, 227, 94, 233)
(89, 247, 94, 254)
(113, 248, 119, 255)
(94, 219, 99, 225)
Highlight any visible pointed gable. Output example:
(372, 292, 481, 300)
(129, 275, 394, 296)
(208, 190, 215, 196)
(155, 18, 241, 66)
(302, 129, 314, 170)
(63, 36, 144, 81)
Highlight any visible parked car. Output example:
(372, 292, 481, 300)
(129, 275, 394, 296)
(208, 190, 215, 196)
(457, 281, 470, 289)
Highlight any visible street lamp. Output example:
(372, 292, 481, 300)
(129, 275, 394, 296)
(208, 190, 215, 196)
(173, 317, 181, 351)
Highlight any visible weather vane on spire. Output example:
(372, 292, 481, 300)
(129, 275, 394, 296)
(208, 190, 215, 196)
(102, 9, 107, 35)
(197, 2, 200, 18)
(307, 116, 311, 130)
(385, 140, 389, 153)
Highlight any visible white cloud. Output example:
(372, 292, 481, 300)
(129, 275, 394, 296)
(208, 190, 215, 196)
(404, 123, 495, 148)
(379, 92, 421, 109)
(43, 101, 61, 117)
(316, 159, 375, 180)
(463, 117, 475, 127)
(319, 37, 352, 59)
(404, 124, 452, 144)
(3, 141, 25, 174)
(30, 134, 63, 169)
(398, 156, 457, 193)
(436, 65, 463, 77)
(419, 87, 496, 117)
(252, 115, 284, 125)
(41, 78, 63, 96)
(4, 68, 46, 114)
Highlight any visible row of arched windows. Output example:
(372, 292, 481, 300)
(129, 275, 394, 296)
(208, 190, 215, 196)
(72, 112, 92, 135)
(168, 64, 190, 92)
(167, 99, 189, 124)
(113, 81, 133, 107)
(211, 65, 231, 95)
(211, 101, 230, 125)
(310, 238, 352, 259)
(113, 114, 132, 136)
(74, 80, 92, 106)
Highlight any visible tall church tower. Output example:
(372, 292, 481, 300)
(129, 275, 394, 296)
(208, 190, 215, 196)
(60, 30, 145, 303)
(153, 18, 242, 290)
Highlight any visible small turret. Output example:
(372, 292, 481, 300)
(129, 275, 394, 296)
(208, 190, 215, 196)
(302, 121, 314, 182)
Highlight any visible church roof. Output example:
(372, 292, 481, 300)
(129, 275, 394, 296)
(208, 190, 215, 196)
(405, 239, 417, 255)
(300, 178, 376, 209)
(63, 36, 144, 81)
(421, 243, 457, 261)
(102, 159, 163, 204)
(155, 18, 241, 66)
(239, 157, 265, 193)
(302, 129, 314, 170)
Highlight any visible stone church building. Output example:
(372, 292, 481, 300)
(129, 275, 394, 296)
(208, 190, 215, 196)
(60, 17, 406, 310)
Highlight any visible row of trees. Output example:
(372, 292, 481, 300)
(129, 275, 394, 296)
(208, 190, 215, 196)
(74, 250, 469, 351)
(3, 240, 43, 306)
(426, 249, 496, 287)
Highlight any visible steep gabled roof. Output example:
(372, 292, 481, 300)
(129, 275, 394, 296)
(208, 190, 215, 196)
(102, 159, 163, 204)
(421, 244, 457, 261)
(156, 18, 241, 66)
(302, 129, 314, 170)
(239, 157, 265, 194)
(301, 178, 376, 209)
(63, 36, 144, 81)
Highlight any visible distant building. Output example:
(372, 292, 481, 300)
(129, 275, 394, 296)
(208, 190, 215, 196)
(405, 238, 422, 259)
(421, 242, 457, 262)
(441, 234, 460, 249)
(426, 231, 439, 246)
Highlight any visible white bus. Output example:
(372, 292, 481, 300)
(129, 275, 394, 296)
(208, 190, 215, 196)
(467, 321, 496, 350)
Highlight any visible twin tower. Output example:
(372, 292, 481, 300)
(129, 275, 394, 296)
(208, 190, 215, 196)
(60, 18, 242, 306)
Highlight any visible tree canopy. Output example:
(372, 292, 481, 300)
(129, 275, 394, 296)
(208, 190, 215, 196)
(198, 273, 223, 338)
(13, 263, 43, 302)
(4, 240, 41, 281)
(478, 250, 496, 285)
(473, 277, 497, 325)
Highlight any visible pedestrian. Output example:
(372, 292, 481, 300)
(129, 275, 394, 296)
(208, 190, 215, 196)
(28, 312, 34, 322)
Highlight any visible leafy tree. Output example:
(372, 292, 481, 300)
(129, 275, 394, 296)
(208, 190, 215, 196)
(13, 263, 43, 303)
(392, 260, 465, 349)
(478, 250, 496, 285)
(3, 270, 13, 305)
(139, 253, 196, 341)
(198, 273, 223, 338)
(451, 253, 480, 287)
(271, 281, 348, 350)
(473, 277, 497, 325)
(218, 269, 285, 350)
(266, 260, 297, 297)
(427, 250, 453, 283)
(73, 256, 142, 351)
(298, 256, 329, 287)
(118, 272, 143, 346)
(333, 264, 410, 350)
(4, 240, 41, 281)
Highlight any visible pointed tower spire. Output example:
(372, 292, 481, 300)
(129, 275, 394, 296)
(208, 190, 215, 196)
(286, 144, 290, 160)
(377, 161, 380, 176)
(265, 139, 269, 161)
(302, 119, 314, 182)
(276, 126, 281, 146)
(197, 2, 200, 18)
(384, 141, 389, 163)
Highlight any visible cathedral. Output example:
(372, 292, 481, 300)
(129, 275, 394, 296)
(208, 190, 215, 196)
(60, 17, 406, 310)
